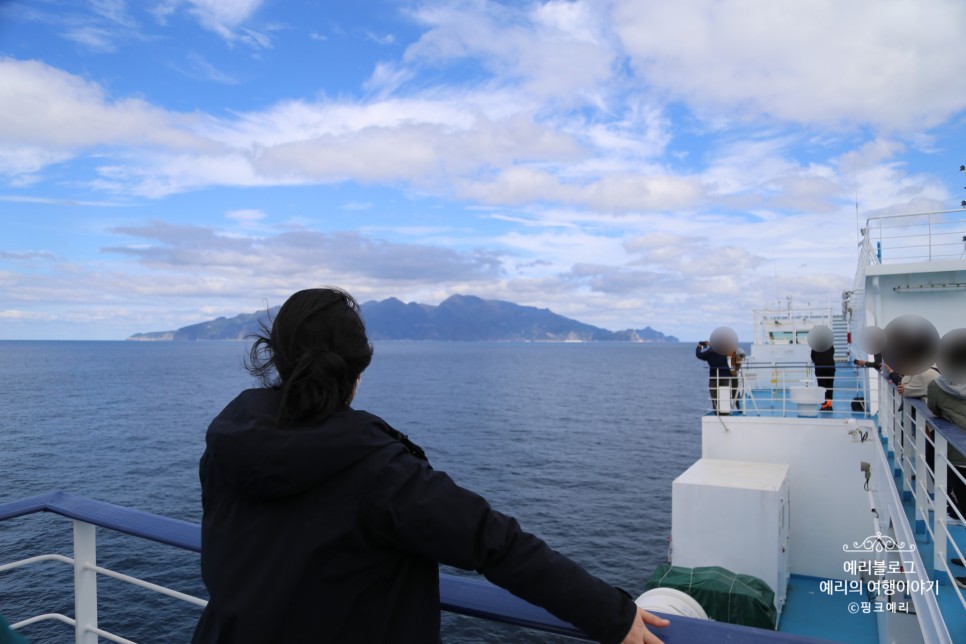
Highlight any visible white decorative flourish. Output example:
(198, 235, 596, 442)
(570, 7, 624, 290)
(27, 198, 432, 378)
(842, 532, 916, 553)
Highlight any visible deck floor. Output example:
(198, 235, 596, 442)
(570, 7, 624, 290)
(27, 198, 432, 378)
(778, 576, 877, 643)
(728, 364, 869, 420)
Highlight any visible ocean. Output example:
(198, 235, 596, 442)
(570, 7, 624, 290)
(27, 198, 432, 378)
(0, 340, 708, 643)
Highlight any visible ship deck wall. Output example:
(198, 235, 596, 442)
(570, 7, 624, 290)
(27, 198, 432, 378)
(700, 414, 878, 580)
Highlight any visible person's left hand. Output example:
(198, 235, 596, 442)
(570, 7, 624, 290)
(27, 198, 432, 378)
(620, 607, 670, 644)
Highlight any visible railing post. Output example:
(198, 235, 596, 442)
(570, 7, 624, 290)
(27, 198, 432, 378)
(935, 434, 949, 578)
(73, 520, 98, 644)
(881, 379, 896, 462)
(891, 387, 905, 490)
(914, 408, 928, 535)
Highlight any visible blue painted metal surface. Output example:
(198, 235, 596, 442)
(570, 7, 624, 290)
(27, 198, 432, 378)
(0, 491, 200, 552)
(0, 492, 845, 643)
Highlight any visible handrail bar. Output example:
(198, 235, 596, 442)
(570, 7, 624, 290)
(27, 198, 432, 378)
(859, 210, 966, 266)
(0, 493, 589, 638)
(0, 491, 200, 552)
(702, 361, 872, 418)
(904, 397, 966, 475)
(0, 493, 843, 643)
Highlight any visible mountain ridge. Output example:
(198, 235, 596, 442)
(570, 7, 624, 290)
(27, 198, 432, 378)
(127, 294, 679, 343)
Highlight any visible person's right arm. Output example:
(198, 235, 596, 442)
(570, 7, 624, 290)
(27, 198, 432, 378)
(366, 449, 667, 644)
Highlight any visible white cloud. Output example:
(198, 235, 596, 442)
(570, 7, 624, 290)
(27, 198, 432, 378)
(0, 145, 74, 176)
(62, 26, 120, 52)
(404, 0, 616, 101)
(103, 222, 504, 285)
(613, 0, 966, 131)
(225, 209, 265, 223)
(180, 52, 239, 84)
(0, 309, 55, 320)
(364, 30, 395, 46)
(0, 59, 216, 158)
(6, 0, 963, 210)
(185, 0, 267, 44)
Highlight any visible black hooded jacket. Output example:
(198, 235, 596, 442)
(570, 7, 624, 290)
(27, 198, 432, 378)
(192, 388, 636, 643)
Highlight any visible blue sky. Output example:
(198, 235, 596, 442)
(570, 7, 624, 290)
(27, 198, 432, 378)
(2, 0, 965, 341)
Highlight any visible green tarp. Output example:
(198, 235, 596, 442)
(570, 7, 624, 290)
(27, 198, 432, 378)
(645, 564, 778, 629)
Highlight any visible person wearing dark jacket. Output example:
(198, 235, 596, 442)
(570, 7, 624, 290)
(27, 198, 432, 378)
(192, 287, 668, 644)
(810, 346, 835, 411)
(695, 341, 733, 412)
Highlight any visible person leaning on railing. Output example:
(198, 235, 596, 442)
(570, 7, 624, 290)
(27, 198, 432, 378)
(898, 366, 940, 399)
(191, 288, 669, 644)
(856, 354, 903, 389)
(926, 376, 966, 531)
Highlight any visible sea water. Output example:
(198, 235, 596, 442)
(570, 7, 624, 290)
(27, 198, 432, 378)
(0, 340, 708, 643)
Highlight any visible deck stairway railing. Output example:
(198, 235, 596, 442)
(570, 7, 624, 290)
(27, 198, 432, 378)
(832, 316, 849, 362)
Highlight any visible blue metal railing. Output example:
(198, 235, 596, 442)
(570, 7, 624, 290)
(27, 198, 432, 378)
(879, 378, 966, 591)
(0, 492, 839, 643)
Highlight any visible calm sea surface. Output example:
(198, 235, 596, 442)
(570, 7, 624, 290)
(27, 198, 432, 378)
(0, 340, 708, 643)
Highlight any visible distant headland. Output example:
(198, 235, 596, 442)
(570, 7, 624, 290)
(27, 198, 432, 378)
(127, 294, 679, 343)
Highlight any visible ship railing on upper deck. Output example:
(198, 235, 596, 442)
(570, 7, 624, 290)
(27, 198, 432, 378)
(702, 360, 872, 418)
(861, 209, 966, 267)
(0, 493, 838, 644)
(877, 372, 966, 630)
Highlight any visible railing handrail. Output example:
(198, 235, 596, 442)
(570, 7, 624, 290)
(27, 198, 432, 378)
(701, 360, 873, 419)
(0, 493, 844, 643)
(0, 491, 200, 552)
(0, 493, 587, 639)
(904, 397, 966, 467)
(860, 210, 966, 267)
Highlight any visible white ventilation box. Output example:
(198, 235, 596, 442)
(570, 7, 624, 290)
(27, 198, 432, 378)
(671, 458, 790, 611)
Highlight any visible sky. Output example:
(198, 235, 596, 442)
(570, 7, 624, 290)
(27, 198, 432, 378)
(2, 0, 965, 341)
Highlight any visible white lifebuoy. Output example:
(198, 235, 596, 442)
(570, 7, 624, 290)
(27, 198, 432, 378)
(634, 587, 710, 620)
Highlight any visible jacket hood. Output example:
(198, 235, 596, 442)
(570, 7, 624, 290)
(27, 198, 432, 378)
(204, 388, 400, 500)
(937, 376, 966, 399)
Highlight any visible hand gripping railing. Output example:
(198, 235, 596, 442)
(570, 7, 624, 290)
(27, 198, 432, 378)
(0, 492, 839, 644)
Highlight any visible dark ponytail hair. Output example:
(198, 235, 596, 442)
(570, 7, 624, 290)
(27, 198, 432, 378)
(248, 288, 373, 426)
